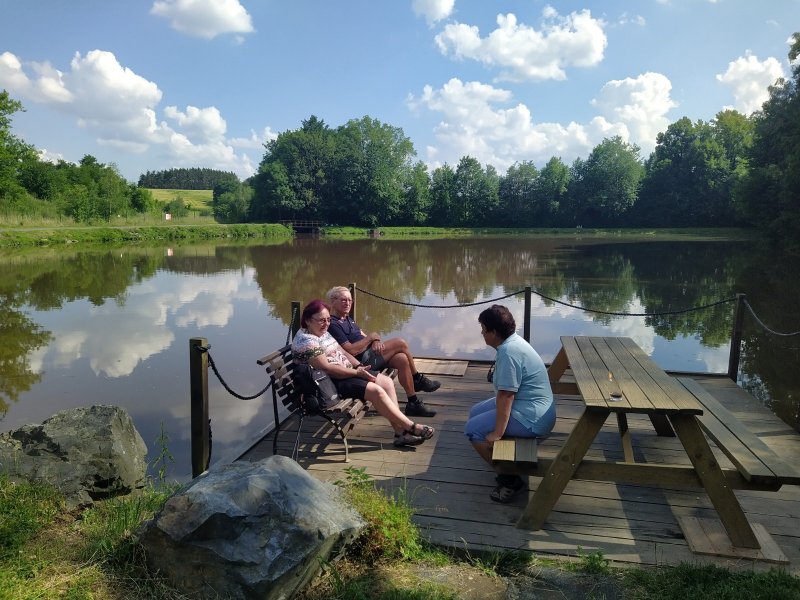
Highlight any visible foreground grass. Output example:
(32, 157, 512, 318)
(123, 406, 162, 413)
(2, 470, 799, 599)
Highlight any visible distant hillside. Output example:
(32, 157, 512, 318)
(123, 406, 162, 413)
(146, 189, 213, 212)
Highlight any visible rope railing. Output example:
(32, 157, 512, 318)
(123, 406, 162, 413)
(743, 299, 800, 337)
(355, 285, 737, 318)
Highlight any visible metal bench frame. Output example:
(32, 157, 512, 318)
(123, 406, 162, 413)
(258, 344, 395, 462)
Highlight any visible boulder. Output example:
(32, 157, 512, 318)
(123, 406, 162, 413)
(138, 455, 365, 600)
(0, 405, 148, 507)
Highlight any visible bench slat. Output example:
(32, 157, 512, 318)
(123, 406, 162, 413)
(492, 438, 538, 465)
(678, 377, 800, 485)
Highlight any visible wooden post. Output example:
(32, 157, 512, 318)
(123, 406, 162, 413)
(727, 293, 746, 382)
(349, 282, 357, 322)
(190, 337, 210, 478)
(523, 286, 532, 343)
(291, 301, 301, 338)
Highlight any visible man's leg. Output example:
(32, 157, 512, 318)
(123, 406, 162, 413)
(378, 338, 439, 417)
(380, 338, 440, 393)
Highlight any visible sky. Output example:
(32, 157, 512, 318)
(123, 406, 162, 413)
(1, 0, 798, 183)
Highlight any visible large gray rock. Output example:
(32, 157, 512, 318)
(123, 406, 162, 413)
(0, 405, 148, 507)
(138, 455, 365, 600)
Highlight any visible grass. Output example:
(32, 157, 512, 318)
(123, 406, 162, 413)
(144, 189, 213, 213)
(2, 468, 800, 599)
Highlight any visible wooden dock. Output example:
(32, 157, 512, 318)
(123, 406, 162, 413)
(238, 360, 800, 573)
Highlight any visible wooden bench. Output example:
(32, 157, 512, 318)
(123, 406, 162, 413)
(257, 344, 396, 462)
(677, 377, 800, 489)
(492, 438, 538, 469)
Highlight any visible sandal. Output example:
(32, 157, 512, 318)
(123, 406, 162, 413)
(490, 476, 526, 503)
(393, 431, 424, 447)
(407, 422, 435, 440)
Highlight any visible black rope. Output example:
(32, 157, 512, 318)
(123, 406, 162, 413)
(194, 344, 272, 400)
(744, 299, 800, 337)
(355, 285, 736, 318)
(355, 286, 523, 308)
(287, 304, 298, 344)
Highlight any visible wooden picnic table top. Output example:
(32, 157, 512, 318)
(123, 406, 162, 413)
(559, 336, 703, 414)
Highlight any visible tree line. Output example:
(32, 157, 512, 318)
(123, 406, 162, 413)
(1, 33, 798, 250)
(138, 167, 239, 191)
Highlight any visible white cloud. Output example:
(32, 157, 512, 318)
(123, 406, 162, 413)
(0, 52, 72, 103)
(0, 49, 262, 179)
(412, 0, 455, 27)
(409, 72, 674, 172)
(229, 127, 278, 149)
(434, 7, 607, 82)
(591, 72, 677, 152)
(37, 148, 68, 164)
(164, 105, 227, 143)
(716, 53, 785, 114)
(150, 0, 254, 39)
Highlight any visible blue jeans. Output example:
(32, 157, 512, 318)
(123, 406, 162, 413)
(463, 397, 536, 442)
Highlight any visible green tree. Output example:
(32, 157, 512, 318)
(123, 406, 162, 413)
(401, 161, 431, 225)
(535, 156, 570, 226)
(736, 32, 800, 250)
(250, 115, 335, 222)
(330, 116, 415, 226)
(568, 136, 643, 226)
(499, 161, 538, 226)
(428, 164, 456, 226)
(213, 183, 253, 223)
(0, 91, 36, 204)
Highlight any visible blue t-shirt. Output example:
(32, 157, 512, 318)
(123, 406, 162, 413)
(493, 333, 556, 436)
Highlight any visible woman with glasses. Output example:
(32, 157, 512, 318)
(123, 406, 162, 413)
(465, 304, 556, 503)
(291, 299, 435, 447)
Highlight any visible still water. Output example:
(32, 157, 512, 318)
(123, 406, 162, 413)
(1, 235, 798, 480)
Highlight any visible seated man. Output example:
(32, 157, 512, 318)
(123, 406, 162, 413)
(326, 286, 440, 418)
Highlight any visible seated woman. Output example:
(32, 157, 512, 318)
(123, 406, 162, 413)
(464, 304, 556, 503)
(291, 299, 435, 447)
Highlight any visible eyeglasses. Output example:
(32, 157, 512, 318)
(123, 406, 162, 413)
(336, 297, 352, 304)
(312, 317, 331, 324)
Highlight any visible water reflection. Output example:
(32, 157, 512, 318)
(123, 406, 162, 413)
(1, 235, 798, 480)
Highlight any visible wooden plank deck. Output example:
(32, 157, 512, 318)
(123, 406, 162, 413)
(238, 362, 800, 573)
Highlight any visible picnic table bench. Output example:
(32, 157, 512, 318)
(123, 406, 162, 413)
(493, 335, 800, 561)
(257, 344, 396, 462)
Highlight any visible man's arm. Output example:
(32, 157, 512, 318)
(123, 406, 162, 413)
(337, 320, 380, 356)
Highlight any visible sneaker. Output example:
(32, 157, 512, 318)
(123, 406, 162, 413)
(405, 401, 437, 418)
(413, 373, 441, 393)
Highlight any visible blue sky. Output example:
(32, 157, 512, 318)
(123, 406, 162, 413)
(1, 1, 797, 183)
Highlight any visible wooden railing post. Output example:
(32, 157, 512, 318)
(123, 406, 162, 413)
(291, 301, 301, 338)
(523, 286, 532, 343)
(190, 337, 210, 478)
(349, 282, 357, 322)
(728, 293, 746, 382)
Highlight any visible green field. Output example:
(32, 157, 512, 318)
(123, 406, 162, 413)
(146, 189, 213, 211)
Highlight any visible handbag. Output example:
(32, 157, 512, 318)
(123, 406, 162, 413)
(292, 363, 340, 413)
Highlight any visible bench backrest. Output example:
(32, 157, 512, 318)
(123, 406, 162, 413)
(258, 344, 303, 414)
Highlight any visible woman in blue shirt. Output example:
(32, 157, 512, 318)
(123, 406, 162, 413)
(464, 304, 556, 502)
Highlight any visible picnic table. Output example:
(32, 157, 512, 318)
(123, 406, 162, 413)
(520, 336, 766, 550)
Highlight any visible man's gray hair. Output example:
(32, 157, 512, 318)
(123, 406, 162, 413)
(327, 286, 350, 302)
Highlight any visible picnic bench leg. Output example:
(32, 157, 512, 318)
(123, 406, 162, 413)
(669, 414, 761, 549)
(648, 414, 675, 437)
(548, 346, 569, 382)
(517, 409, 609, 530)
(616, 413, 635, 462)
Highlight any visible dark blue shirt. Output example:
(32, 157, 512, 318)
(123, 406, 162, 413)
(328, 315, 365, 347)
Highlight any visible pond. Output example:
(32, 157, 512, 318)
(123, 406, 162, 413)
(1, 234, 798, 480)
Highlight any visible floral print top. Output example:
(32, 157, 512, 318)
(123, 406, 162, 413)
(291, 329, 352, 368)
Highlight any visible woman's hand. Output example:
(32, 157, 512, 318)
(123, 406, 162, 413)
(485, 431, 503, 443)
(355, 366, 376, 382)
